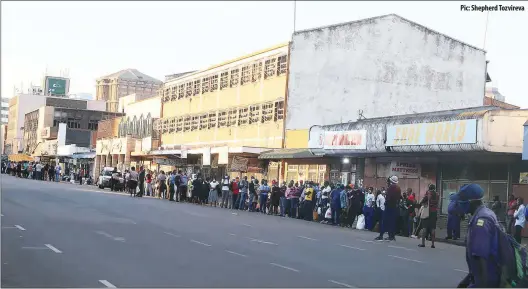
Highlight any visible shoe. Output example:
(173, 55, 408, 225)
(431, 245, 435, 248)
(374, 236, 384, 241)
(388, 237, 396, 241)
(418, 244, 425, 247)
(410, 235, 418, 239)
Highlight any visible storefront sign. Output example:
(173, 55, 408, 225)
(230, 156, 248, 172)
(386, 119, 477, 147)
(97, 138, 126, 155)
(153, 158, 187, 167)
(390, 162, 421, 178)
(323, 130, 367, 150)
(41, 140, 58, 156)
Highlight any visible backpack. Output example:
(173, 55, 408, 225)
(475, 215, 528, 288)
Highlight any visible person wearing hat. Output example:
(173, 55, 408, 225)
(454, 183, 500, 288)
(375, 175, 401, 241)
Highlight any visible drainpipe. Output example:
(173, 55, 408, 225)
(279, 41, 293, 183)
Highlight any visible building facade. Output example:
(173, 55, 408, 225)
(284, 14, 488, 149)
(95, 69, 162, 113)
(156, 43, 289, 179)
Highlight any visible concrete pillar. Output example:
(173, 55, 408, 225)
(118, 154, 125, 171)
(112, 154, 118, 168)
(94, 155, 101, 180)
(105, 155, 111, 169)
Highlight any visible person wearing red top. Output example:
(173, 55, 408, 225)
(231, 178, 240, 209)
(418, 184, 439, 248)
(506, 194, 518, 234)
(145, 171, 153, 197)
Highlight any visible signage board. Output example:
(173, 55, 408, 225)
(386, 119, 478, 147)
(153, 158, 187, 167)
(45, 76, 68, 96)
(390, 162, 421, 178)
(308, 126, 324, 149)
(323, 130, 367, 150)
(230, 156, 248, 172)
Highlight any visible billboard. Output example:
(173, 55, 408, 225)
(45, 76, 69, 96)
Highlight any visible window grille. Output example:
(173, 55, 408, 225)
(210, 74, 219, 91)
(238, 107, 249, 126)
(170, 86, 177, 101)
(218, 111, 227, 128)
(185, 82, 192, 97)
(274, 101, 284, 121)
(208, 112, 217, 129)
(176, 117, 183, 132)
(199, 114, 208, 130)
(277, 55, 288, 76)
(230, 69, 239, 88)
(202, 77, 210, 94)
(191, 115, 199, 131)
(183, 116, 191, 132)
(241, 65, 251, 85)
(261, 102, 274, 123)
(227, 108, 237, 127)
(193, 80, 201, 96)
(178, 84, 185, 99)
(252, 62, 262, 82)
(220, 72, 229, 90)
(249, 105, 260, 124)
(264, 58, 277, 79)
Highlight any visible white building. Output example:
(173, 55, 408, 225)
(1, 97, 9, 125)
(285, 14, 488, 146)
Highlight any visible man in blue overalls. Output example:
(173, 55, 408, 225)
(453, 184, 501, 288)
(446, 192, 462, 240)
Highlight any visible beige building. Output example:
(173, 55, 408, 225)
(95, 69, 162, 113)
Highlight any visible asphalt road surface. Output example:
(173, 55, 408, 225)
(2, 175, 469, 288)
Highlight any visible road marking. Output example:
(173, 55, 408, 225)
(297, 235, 318, 241)
(164, 232, 180, 238)
(45, 244, 62, 253)
(454, 269, 469, 273)
(95, 231, 125, 242)
(21, 246, 49, 250)
(1, 214, 4, 217)
(388, 245, 417, 252)
(190, 240, 211, 247)
(225, 250, 247, 257)
(358, 239, 374, 243)
(270, 263, 299, 272)
(242, 223, 252, 227)
(231, 212, 239, 215)
(1, 226, 17, 229)
(339, 244, 366, 251)
(99, 280, 117, 288)
(248, 238, 278, 245)
(229, 233, 236, 236)
(328, 280, 356, 288)
(388, 255, 423, 263)
(14, 225, 26, 231)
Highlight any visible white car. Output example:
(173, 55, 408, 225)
(97, 168, 125, 191)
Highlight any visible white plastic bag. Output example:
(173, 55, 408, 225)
(317, 207, 322, 215)
(356, 214, 365, 230)
(325, 207, 332, 219)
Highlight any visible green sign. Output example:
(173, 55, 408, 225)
(47, 78, 67, 95)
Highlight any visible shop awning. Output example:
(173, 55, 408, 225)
(71, 152, 96, 159)
(8, 154, 34, 162)
(258, 148, 325, 160)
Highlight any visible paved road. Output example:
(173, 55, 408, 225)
(1, 175, 469, 288)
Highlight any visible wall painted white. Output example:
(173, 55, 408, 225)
(86, 100, 107, 111)
(125, 96, 162, 118)
(9, 94, 47, 152)
(286, 14, 487, 130)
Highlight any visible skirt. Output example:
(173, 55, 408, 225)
(208, 189, 219, 203)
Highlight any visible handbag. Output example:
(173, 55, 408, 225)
(419, 195, 430, 219)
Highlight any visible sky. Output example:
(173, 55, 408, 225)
(2, 1, 527, 106)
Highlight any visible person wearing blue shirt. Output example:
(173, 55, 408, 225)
(446, 192, 462, 240)
(330, 184, 344, 226)
(258, 180, 270, 214)
(454, 184, 501, 288)
(512, 197, 526, 244)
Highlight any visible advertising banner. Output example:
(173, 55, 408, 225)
(386, 119, 477, 147)
(390, 161, 421, 178)
(323, 130, 367, 150)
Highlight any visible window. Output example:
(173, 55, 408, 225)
(218, 111, 227, 128)
(230, 69, 239, 88)
(220, 72, 229, 90)
(185, 82, 193, 97)
(161, 119, 169, 134)
(241, 65, 251, 85)
(170, 86, 177, 101)
(210, 74, 219, 91)
(274, 101, 285, 121)
(238, 107, 249, 126)
(67, 117, 81, 129)
(249, 105, 260, 124)
(164, 88, 170, 102)
(176, 117, 183, 132)
(252, 62, 262, 82)
(169, 118, 176, 133)
(264, 58, 277, 79)
(178, 84, 185, 99)
(202, 77, 210, 94)
(261, 102, 274, 123)
(227, 109, 237, 127)
(191, 116, 199, 131)
(88, 120, 98, 130)
(183, 116, 191, 132)
(193, 80, 201, 96)
(277, 55, 288, 75)
(208, 112, 217, 129)
(199, 114, 208, 130)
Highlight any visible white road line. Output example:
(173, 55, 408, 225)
(45, 244, 62, 253)
(297, 235, 318, 241)
(1, 226, 17, 229)
(339, 244, 366, 251)
(388, 245, 417, 252)
(14, 225, 26, 231)
(229, 233, 236, 236)
(1, 214, 4, 217)
(21, 246, 49, 250)
(249, 238, 278, 245)
(328, 280, 356, 288)
(242, 223, 252, 227)
(270, 263, 300, 272)
(358, 239, 374, 243)
(99, 280, 117, 288)
(388, 255, 423, 263)
(225, 250, 247, 257)
(164, 232, 181, 238)
(95, 231, 126, 242)
(190, 240, 211, 247)
(454, 269, 469, 273)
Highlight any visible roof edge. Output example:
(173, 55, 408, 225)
(293, 13, 485, 54)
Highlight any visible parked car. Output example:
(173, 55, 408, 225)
(97, 167, 125, 191)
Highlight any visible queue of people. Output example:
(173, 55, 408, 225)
(2, 161, 62, 182)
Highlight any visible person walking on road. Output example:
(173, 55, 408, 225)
(418, 184, 439, 248)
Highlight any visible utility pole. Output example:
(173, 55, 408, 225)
(293, 0, 297, 33)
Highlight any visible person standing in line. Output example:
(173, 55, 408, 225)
(145, 170, 153, 197)
(208, 177, 219, 207)
(128, 167, 139, 197)
(506, 194, 517, 235)
(418, 184, 439, 248)
(376, 176, 401, 241)
(290, 182, 301, 219)
(49, 164, 55, 182)
(220, 175, 230, 208)
(398, 191, 411, 237)
(270, 180, 281, 215)
(372, 190, 385, 233)
(363, 188, 375, 230)
(173, 170, 181, 202)
(513, 197, 526, 244)
(179, 172, 188, 202)
(330, 184, 344, 226)
(248, 176, 256, 212)
(137, 166, 145, 197)
(169, 171, 176, 201)
(231, 177, 240, 209)
(157, 171, 168, 199)
(258, 180, 271, 214)
(302, 182, 315, 221)
(238, 176, 249, 211)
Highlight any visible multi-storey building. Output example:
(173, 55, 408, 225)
(157, 43, 289, 179)
(1, 98, 9, 125)
(95, 69, 162, 113)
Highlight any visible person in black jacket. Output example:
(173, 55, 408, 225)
(192, 174, 203, 204)
(137, 166, 145, 197)
(270, 180, 281, 215)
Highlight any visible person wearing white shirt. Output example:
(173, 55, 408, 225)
(377, 192, 386, 211)
(513, 197, 526, 244)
